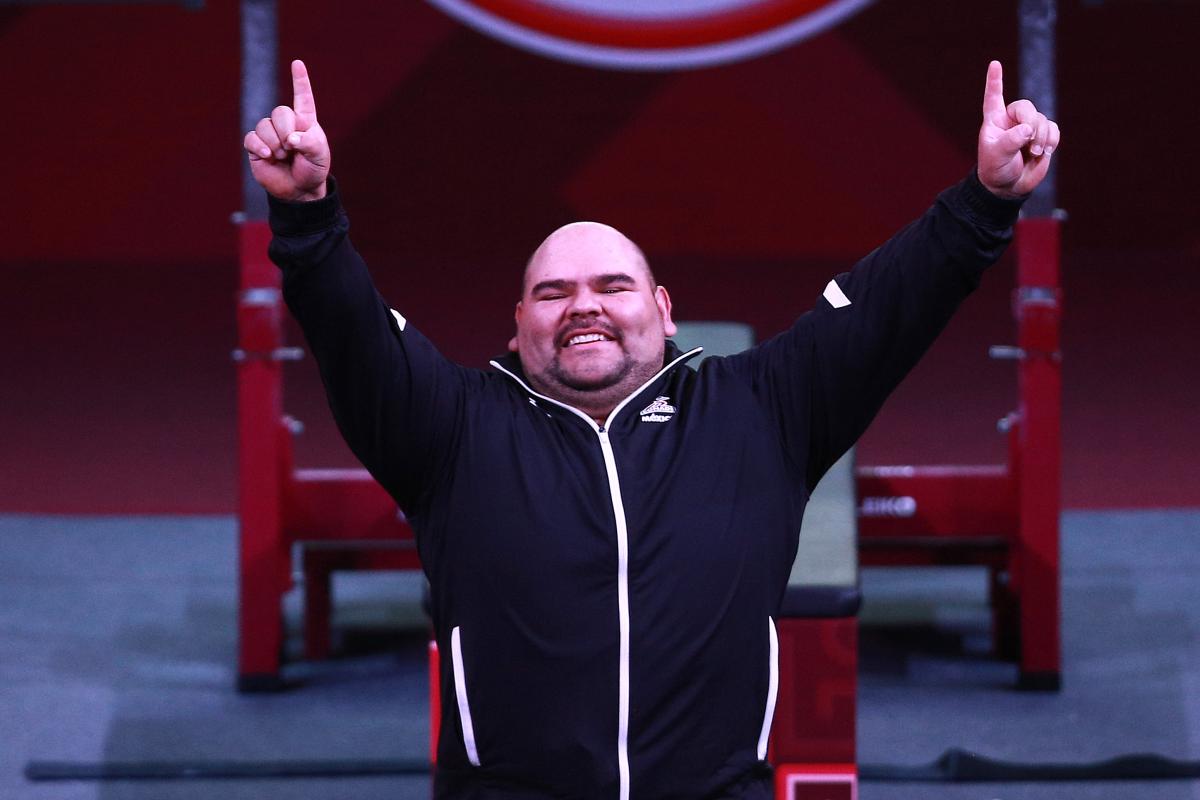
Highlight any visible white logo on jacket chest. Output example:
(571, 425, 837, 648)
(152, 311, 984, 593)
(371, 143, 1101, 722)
(639, 396, 677, 423)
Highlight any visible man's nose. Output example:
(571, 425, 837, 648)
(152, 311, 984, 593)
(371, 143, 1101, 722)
(567, 289, 603, 316)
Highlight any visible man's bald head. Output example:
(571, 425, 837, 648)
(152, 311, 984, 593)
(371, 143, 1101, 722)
(521, 222, 656, 298)
(510, 220, 676, 423)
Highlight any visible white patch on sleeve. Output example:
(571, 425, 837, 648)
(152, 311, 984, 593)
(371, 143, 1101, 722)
(390, 309, 407, 332)
(823, 279, 852, 309)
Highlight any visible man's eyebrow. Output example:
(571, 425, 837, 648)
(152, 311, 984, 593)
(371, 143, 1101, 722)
(593, 273, 638, 286)
(530, 278, 575, 295)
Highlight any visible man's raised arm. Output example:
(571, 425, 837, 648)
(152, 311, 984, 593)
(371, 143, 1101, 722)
(733, 61, 1061, 490)
(242, 60, 466, 515)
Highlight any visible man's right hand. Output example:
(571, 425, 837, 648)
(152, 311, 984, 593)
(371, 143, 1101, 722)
(243, 59, 330, 201)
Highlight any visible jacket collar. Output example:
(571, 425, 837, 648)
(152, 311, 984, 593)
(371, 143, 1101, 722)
(490, 340, 702, 428)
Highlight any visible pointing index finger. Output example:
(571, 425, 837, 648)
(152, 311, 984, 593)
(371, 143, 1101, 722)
(291, 59, 317, 127)
(982, 60, 1007, 123)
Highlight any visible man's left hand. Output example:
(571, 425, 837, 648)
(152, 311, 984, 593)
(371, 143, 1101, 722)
(977, 60, 1061, 199)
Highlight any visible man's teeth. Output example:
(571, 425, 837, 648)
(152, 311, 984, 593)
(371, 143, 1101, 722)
(567, 333, 611, 346)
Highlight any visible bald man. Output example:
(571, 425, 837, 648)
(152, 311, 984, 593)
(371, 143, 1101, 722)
(249, 60, 1058, 800)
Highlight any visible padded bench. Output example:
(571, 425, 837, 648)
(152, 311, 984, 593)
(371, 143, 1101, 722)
(775, 449, 859, 799)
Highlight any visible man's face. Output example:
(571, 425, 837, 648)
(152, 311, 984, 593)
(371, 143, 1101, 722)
(510, 222, 676, 405)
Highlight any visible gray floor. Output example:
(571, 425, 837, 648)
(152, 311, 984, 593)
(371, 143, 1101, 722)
(858, 510, 1200, 799)
(2, 510, 1198, 799)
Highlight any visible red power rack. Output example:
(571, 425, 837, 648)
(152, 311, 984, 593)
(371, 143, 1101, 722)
(234, 220, 422, 691)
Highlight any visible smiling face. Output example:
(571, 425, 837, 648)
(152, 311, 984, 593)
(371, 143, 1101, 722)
(510, 222, 676, 421)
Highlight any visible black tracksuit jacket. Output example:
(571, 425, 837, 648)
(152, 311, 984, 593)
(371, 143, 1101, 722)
(268, 172, 1022, 800)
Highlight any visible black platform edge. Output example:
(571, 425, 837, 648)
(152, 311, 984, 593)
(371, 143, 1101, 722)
(237, 672, 290, 693)
(779, 584, 862, 618)
(861, 747, 1200, 782)
(1018, 670, 1062, 692)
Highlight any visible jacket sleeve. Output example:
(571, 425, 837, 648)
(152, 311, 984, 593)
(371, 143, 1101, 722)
(727, 170, 1024, 494)
(267, 179, 467, 514)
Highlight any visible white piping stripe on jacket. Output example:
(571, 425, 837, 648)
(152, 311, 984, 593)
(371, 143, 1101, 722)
(451, 626, 481, 766)
(491, 347, 702, 800)
(757, 617, 780, 760)
(823, 279, 852, 309)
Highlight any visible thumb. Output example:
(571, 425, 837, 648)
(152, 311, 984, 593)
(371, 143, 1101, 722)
(993, 123, 1033, 158)
(286, 125, 328, 163)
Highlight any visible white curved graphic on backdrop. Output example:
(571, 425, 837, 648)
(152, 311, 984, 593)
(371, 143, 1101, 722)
(425, 0, 874, 71)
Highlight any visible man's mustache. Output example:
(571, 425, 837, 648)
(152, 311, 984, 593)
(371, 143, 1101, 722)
(557, 320, 622, 347)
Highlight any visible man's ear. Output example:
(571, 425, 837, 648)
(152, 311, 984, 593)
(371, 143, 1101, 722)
(509, 301, 522, 352)
(656, 286, 677, 337)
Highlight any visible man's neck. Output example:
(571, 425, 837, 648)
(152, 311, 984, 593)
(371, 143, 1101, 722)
(526, 362, 664, 428)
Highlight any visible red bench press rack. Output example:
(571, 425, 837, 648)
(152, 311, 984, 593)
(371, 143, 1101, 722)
(856, 215, 1063, 690)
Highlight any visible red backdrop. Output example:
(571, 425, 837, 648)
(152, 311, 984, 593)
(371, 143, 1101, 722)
(2, 1, 1196, 512)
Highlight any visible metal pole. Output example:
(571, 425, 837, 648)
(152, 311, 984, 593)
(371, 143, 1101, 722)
(239, 0, 277, 221)
(1018, 0, 1057, 217)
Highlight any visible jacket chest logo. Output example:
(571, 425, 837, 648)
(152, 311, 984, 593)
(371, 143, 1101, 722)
(639, 396, 677, 423)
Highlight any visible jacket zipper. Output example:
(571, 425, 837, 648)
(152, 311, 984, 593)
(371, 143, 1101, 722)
(490, 348, 701, 800)
(595, 426, 632, 799)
